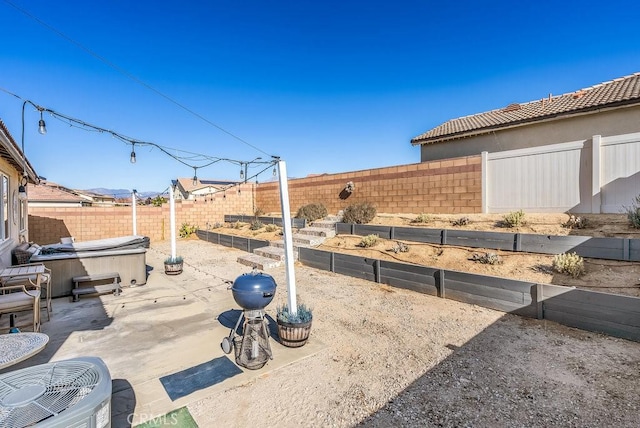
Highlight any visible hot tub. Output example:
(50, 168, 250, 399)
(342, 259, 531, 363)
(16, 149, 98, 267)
(30, 235, 149, 298)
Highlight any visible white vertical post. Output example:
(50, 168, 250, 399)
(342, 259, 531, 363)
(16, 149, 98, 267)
(169, 182, 177, 259)
(591, 135, 602, 214)
(277, 160, 297, 314)
(131, 190, 137, 236)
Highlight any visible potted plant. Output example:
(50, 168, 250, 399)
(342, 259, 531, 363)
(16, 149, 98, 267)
(276, 303, 313, 348)
(164, 256, 184, 275)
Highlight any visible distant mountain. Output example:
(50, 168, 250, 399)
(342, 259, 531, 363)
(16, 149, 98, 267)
(85, 188, 166, 199)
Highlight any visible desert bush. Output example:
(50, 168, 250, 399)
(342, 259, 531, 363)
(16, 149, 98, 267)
(342, 202, 377, 224)
(562, 215, 589, 229)
(389, 241, 409, 253)
(451, 216, 471, 226)
(265, 224, 279, 232)
(296, 203, 328, 222)
(501, 210, 526, 228)
(358, 234, 379, 248)
(411, 213, 432, 224)
(250, 220, 264, 230)
(552, 252, 585, 278)
(229, 221, 242, 229)
(179, 222, 198, 238)
(469, 252, 503, 265)
(254, 207, 265, 217)
(625, 195, 640, 228)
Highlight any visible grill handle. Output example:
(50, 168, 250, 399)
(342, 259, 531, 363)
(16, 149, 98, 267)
(262, 292, 274, 298)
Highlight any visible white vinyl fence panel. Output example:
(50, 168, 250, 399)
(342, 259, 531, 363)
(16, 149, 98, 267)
(486, 141, 589, 213)
(600, 133, 640, 213)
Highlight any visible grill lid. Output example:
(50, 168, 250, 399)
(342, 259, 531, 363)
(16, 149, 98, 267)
(231, 270, 277, 310)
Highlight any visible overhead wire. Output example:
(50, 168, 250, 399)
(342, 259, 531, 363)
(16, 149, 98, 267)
(1, 0, 275, 158)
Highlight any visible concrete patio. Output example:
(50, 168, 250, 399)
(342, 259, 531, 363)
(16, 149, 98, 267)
(0, 240, 323, 427)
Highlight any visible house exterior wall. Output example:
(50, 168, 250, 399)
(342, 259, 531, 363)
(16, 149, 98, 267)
(420, 106, 640, 162)
(256, 157, 482, 215)
(0, 156, 27, 266)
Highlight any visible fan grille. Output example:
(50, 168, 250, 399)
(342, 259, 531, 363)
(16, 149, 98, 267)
(0, 360, 101, 427)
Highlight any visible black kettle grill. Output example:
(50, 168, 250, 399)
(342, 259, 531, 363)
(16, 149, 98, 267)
(222, 269, 277, 370)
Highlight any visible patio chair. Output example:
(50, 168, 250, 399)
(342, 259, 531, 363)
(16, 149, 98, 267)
(0, 283, 41, 332)
(2, 263, 52, 321)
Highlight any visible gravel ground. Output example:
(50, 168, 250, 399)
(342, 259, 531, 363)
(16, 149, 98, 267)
(155, 239, 640, 428)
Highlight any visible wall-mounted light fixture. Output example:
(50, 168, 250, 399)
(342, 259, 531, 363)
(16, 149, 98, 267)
(18, 176, 28, 200)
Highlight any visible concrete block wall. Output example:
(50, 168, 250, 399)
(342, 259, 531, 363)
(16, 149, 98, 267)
(256, 156, 482, 215)
(28, 183, 256, 244)
(27, 158, 482, 244)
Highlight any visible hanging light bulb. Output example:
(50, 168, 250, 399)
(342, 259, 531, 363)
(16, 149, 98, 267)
(193, 175, 198, 186)
(240, 164, 244, 180)
(38, 110, 47, 135)
(130, 145, 137, 163)
(273, 166, 277, 176)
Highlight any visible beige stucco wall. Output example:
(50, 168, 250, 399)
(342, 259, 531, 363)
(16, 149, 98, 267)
(420, 105, 640, 161)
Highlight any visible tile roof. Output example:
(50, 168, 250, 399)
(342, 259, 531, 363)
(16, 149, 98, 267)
(27, 183, 84, 202)
(0, 119, 38, 181)
(411, 72, 640, 145)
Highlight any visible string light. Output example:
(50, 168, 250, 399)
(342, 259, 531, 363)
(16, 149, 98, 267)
(4, 88, 282, 183)
(130, 143, 137, 163)
(38, 110, 47, 135)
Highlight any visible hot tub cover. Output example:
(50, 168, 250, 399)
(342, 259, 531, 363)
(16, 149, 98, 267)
(41, 235, 150, 254)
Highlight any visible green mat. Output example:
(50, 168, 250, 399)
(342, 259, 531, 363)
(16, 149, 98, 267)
(134, 406, 198, 428)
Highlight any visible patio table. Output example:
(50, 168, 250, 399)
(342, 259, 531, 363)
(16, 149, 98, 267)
(0, 332, 49, 369)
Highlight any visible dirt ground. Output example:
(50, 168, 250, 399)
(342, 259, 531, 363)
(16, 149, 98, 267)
(168, 234, 640, 428)
(219, 212, 640, 297)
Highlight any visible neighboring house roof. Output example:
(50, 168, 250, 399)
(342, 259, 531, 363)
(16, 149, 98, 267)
(73, 189, 116, 203)
(0, 119, 39, 182)
(412, 72, 640, 145)
(27, 183, 84, 203)
(176, 177, 237, 193)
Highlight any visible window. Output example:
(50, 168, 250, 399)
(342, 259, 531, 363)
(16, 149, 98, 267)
(1, 175, 7, 240)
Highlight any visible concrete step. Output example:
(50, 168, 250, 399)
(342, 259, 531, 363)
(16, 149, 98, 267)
(312, 220, 339, 230)
(272, 234, 325, 247)
(253, 246, 299, 261)
(237, 253, 283, 270)
(297, 227, 336, 238)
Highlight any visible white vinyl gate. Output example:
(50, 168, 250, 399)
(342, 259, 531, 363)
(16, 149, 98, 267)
(483, 132, 640, 214)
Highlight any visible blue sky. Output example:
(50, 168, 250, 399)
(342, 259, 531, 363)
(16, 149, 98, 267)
(1, 0, 639, 194)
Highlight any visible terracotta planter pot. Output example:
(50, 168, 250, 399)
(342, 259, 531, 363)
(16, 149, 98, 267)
(164, 261, 183, 275)
(276, 319, 312, 348)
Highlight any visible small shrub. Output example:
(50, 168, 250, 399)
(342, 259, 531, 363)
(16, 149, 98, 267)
(342, 202, 377, 224)
(389, 241, 409, 253)
(552, 252, 585, 278)
(277, 303, 313, 323)
(452, 216, 471, 226)
(179, 223, 198, 238)
(625, 195, 640, 229)
(469, 252, 503, 265)
(254, 207, 265, 217)
(501, 210, 526, 228)
(295, 203, 328, 222)
(562, 215, 589, 229)
(250, 220, 264, 230)
(165, 256, 183, 264)
(411, 213, 432, 224)
(358, 234, 379, 248)
(212, 222, 223, 229)
(265, 224, 278, 232)
(231, 221, 242, 229)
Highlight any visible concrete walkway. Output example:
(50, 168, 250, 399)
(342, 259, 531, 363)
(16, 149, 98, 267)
(0, 241, 323, 427)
